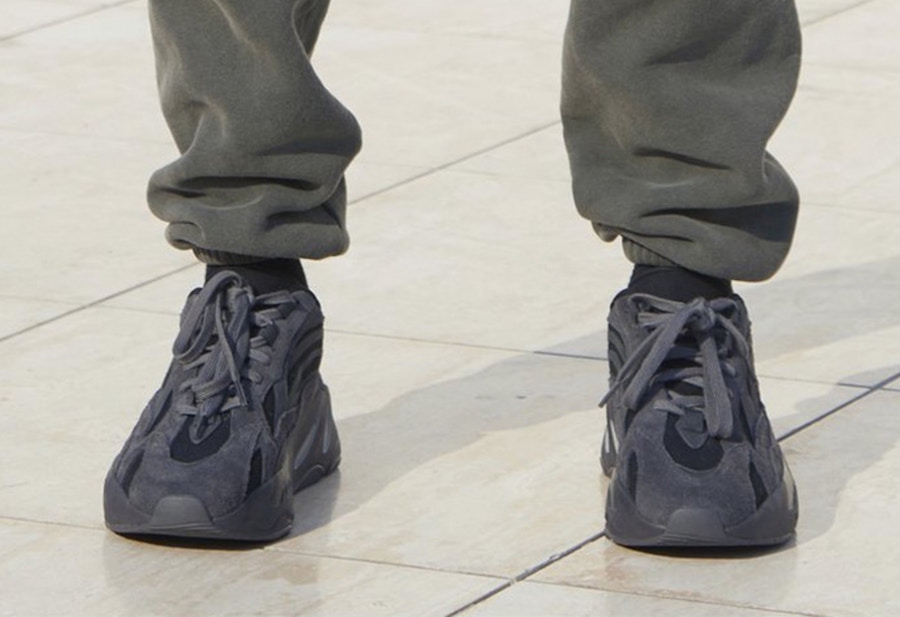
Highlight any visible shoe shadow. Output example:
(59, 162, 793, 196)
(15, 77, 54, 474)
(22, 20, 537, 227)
(738, 255, 900, 545)
(631, 536, 798, 560)
(291, 255, 900, 556)
(738, 254, 900, 377)
(109, 534, 271, 552)
(290, 346, 605, 538)
(778, 369, 900, 545)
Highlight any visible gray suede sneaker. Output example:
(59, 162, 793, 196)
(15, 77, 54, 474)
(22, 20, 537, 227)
(104, 271, 340, 541)
(601, 293, 798, 547)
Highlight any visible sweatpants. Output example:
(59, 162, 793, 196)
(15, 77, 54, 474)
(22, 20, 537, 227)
(147, 0, 801, 282)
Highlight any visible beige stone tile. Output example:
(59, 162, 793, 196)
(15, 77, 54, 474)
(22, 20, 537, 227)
(0, 129, 193, 304)
(836, 161, 900, 214)
(451, 123, 570, 183)
(325, 0, 567, 43)
(801, 0, 900, 71)
(758, 325, 900, 388)
(0, 304, 603, 543)
(0, 519, 501, 617)
(276, 374, 851, 577)
(533, 390, 900, 617)
(0, 309, 176, 529)
(0, 299, 607, 576)
(758, 378, 862, 438)
(0, 303, 484, 527)
(0, 3, 165, 142)
(99, 169, 615, 356)
(771, 65, 900, 208)
(1, 2, 564, 172)
(880, 373, 900, 392)
(795, 0, 865, 25)
(298, 169, 629, 352)
(347, 160, 433, 202)
(768, 205, 900, 282)
(98, 265, 202, 316)
(461, 581, 797, 617)
(0, 1, 98, 39)
(257, 347, 606, 576)
(735, 206, 900, 386)
(281, 408, 603, 576)
(323, 330, 529, 422)
(2, 0, 894, 614)
(313, 26, 562, 169)
(777, 2, 900, 210)
(0, 297, 78, 339)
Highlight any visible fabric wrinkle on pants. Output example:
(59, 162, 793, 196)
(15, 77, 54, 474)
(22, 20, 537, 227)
(562, 0, 802, 281)
(147, 0, 801, 281)
(148, 0, 361, 265)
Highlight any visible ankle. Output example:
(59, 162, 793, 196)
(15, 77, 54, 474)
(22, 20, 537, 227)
(625, 265, 732, 303)
(205, 258, 308, 295)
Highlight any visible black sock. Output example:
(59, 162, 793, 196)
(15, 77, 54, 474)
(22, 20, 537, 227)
(625, 265, 732, 303)
(206, 258, 308, 295)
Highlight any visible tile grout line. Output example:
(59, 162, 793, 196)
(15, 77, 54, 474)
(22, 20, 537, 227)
(0, 124, 173, 147)
(526, 581, 823, 617)
(0, 0, 139, 43)
(327, 326, 605, 361)
(441, 371, 900, 614)
(778, 369, 900, 442)
(325, 328, 893, 394)
(348, 120, 561, 205)
(802, 0, 881, 27)
(0, 263, 199, 345)
(0, 514, 101, 534)
(798, 201, 900, 216)
(444, 531, 607, 616)
(756, 372, 871, 390)
(265, 547, 509, 582)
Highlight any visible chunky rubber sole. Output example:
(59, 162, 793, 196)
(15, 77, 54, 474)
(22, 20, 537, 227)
(104, 374, 340, 542)
(600, 427, 798, 548)
(604, 470, 798, 547)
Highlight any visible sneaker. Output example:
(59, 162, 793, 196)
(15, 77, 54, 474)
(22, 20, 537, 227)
(104, 270, 341, 541)
(601, 293, 798, 547)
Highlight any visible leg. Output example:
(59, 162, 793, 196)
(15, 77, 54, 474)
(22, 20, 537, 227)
(148, 0, 361, 264)
(562, 0, 801, 546)
(104, 0, 354, 541)
(562, 0, 801, 282)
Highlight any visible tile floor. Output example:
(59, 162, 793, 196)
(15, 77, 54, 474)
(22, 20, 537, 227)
(1, 0, 898, 615)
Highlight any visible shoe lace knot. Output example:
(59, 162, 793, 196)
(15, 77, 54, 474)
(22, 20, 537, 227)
(600, 295, 750, 440)
(171, 271, 296, 441)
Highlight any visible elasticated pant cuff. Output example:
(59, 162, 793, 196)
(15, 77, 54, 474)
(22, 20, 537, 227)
(622, 239, 678, 269)
(193, 248, 269, 266)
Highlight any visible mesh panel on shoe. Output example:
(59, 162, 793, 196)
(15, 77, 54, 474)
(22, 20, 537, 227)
(246, 449, 264, 497)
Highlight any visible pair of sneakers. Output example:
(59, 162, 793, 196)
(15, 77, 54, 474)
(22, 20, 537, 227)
(104, 266, 798, 546)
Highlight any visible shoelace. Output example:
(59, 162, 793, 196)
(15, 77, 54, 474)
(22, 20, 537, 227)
(600, 295, 751, 440)
(171, 271, 295, 441)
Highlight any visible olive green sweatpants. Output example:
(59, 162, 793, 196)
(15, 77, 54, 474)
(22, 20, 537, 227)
(147, 0, 801, 282)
